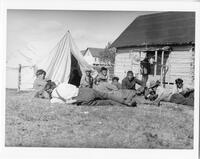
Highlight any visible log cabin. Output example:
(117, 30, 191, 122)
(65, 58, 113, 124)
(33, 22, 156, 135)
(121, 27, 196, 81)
(111, 12, 195, 88)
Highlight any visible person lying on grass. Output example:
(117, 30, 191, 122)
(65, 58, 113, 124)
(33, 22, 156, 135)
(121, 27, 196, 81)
(33, 69, 49, 98)
(43, 82, 137, 107)
(145, 80, 194, 106)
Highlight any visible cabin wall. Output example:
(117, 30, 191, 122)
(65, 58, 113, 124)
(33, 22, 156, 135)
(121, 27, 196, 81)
(165, 49, 194, 87)
(114, 47, 195, 88)
(114, 50, 144, 82)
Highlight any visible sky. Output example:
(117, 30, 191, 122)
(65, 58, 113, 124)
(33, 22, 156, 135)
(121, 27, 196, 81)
(7, 10, 158, 61)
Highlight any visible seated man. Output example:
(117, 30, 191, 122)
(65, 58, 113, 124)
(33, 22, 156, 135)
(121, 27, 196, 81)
(146, 80, 194, 106)
(93, 78, 119, 94)
(172, 78, 194, 95)
(171, 78, 194, 106)
(80, 69, 93, 88)
(111, 77, 122, 89)
(44, 82, 137, 107)
(94, 67, 108, 85)
(33, 69, 48, 98)
(122, 71, 143, 90)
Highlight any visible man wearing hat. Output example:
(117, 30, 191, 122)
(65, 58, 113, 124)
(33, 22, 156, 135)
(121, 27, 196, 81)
(147, 80, 193, 106)
(146, 80, 173, 106)
(80, 69, 93, 88)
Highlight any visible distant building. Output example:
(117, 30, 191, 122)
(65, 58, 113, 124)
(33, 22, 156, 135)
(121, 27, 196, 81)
(111, 12, 195, 88)
(82, 47, 114, 80)
(82, 47, 110, 66)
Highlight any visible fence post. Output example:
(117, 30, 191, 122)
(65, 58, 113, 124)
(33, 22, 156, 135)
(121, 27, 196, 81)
(17, 64, 21, 92)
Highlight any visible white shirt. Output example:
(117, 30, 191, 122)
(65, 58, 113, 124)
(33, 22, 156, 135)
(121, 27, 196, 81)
(50, 82, 79, 104)
(155, 86, 173, 102)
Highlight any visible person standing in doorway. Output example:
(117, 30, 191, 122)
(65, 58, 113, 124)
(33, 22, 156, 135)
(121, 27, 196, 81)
(140, 56, 151, 86)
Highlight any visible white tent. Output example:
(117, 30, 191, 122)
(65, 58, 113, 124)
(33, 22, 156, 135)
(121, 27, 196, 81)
(6, 31, 93, 90)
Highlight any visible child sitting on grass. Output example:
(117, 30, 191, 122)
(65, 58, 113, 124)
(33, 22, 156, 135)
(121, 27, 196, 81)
(80, 69, 93, 88)
(33, 69, 48, 98)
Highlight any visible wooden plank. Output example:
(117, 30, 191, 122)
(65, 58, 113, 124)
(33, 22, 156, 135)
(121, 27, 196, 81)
(154, 50, 157, 76)
(161, 51, 164, 86)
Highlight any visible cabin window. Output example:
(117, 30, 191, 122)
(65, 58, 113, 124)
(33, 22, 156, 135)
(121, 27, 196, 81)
(145, 51, 169, 76)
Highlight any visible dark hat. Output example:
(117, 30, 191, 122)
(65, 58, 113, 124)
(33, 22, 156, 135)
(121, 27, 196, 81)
(149, 80, 160, 88)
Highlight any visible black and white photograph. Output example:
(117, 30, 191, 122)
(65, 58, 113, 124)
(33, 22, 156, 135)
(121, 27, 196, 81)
(1, 0, 200, 159)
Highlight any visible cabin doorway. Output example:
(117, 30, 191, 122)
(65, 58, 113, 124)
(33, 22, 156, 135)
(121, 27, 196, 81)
(145, 50, 170, 86)
(68, 54, 82, 87)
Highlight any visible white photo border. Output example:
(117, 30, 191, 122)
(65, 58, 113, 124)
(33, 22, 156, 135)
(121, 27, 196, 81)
(0, 0, 199, 159)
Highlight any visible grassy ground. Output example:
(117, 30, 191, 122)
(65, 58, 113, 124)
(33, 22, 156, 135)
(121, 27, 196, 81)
(5, 89, 193, 148)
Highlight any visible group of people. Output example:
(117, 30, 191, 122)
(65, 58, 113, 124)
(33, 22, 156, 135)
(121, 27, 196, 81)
(33, 66, 194, 107)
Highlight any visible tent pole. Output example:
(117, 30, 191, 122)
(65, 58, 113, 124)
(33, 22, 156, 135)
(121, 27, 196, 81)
(17, 64, 21, 92)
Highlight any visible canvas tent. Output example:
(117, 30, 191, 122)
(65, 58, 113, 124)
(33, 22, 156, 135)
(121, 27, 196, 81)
(6, 31, 92, 90)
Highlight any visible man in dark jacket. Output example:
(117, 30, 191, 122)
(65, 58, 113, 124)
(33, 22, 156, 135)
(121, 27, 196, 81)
(140, 56, 151, 86)
(122, 71, 143, 90)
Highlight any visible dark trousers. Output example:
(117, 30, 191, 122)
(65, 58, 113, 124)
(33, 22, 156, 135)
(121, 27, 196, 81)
(170, 93, 194, 106)
(114, 89, 137, 104)
(74, 88, 128, 106)
(142, 74, 148, 86)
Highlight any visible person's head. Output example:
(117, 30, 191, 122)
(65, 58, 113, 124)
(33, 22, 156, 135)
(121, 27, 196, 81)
(85, 70, 92, 76)
(36, 69, 46, 79)
(44, 80, 57, 99)
(100, 67, 107, 76)
(127, 71, 133, 80)
(112, 77, 119, 84)
(175, 78, 183, 89)
(149, 80, 160, 92)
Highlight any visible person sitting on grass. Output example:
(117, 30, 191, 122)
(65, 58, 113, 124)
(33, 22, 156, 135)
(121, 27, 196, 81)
(122, 71, 143, 90)
(146, 80, 194, 106)
(111, 77, 122, 89)
(43, 82, 137, 107)
(93, 77, 119, 94)
(171, 78, 194, 106)
(33, 69, 48, 98)
(172, 78, 194, 95)
(94, 67, 108, 85)
(80, 69, 93, 88)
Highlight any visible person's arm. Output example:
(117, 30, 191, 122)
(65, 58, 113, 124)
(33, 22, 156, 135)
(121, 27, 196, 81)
(121, 79, 127, 89)
(106, 83, 118, 91)
(183, 85, 194, 92)
(94, 75, 99, 85)
(66, 99, 77, 104)
(135, 78, 144, 86)
(33, 79, 47, 91)
(153, 88, 165, 106)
